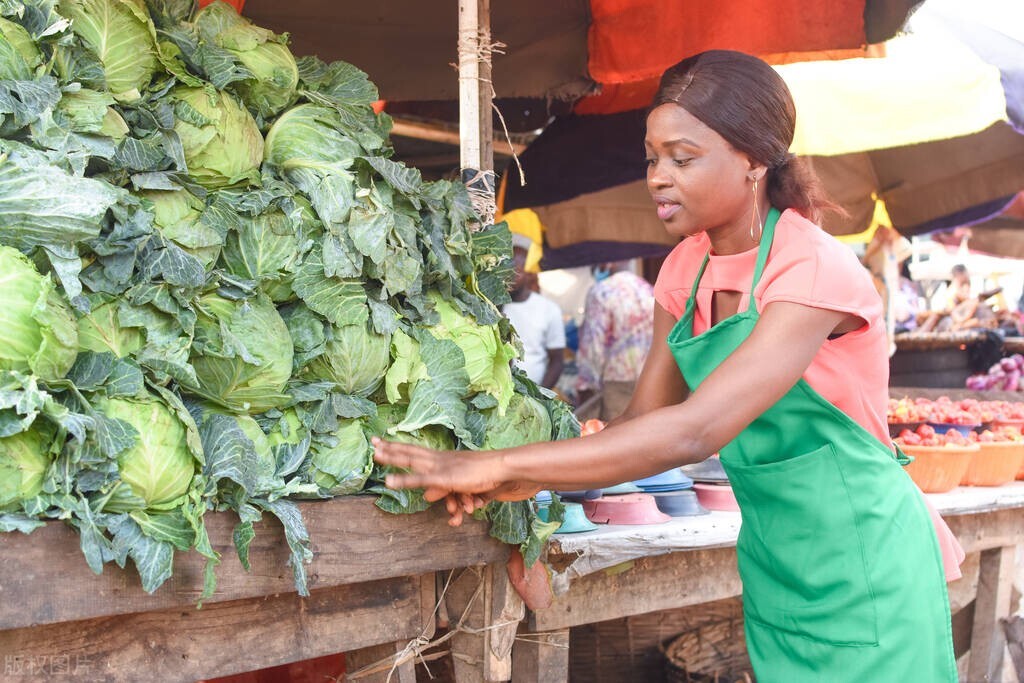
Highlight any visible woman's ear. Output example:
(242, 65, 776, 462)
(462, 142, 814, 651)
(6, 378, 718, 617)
(746, 159, 768, 183)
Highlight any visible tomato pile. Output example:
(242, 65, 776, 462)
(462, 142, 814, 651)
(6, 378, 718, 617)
(895, 424, 973, 448)
(887, 396, 1024, 425)
(969, 427, 1024, 444)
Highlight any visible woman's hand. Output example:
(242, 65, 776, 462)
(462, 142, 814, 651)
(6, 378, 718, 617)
(372, 437, 508, 493)
(373, 438, 544, 525)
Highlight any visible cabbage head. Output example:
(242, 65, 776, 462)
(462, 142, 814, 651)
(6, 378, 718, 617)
(57, 88, 130, 140)
(266, 408, 307, 449)
(187, 292, 293, 413)
(57, 0, 160, 102)
(383, 329, 428, 404)
(481, 393, 552, 450)
(221, 207, 299, 301)
(170, 85, 264, 189)
(307, 418, 373, 495)
(97, 393, 196, 512)
(195, 2, 299, 118)
(76, 293, 144, 357)
(0, 246, 78, 381)
(263, 103, 363, 176)
(0, 17, 42, 80)
(0, 427, 51, 511)
(139, 189, 222, 269)
(302, 322, 390, 398)
(426, 291, 515, 411)
(209, 409, 278, 486)
(374, 403, 455, 451)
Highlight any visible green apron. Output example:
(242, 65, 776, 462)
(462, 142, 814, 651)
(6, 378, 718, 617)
(666, 208, 957, 682)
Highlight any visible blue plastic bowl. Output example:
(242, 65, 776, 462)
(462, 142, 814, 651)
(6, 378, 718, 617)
(927, 422, 979, 438)
(652, 490, 709, 517)
(633, 469, 694, 489)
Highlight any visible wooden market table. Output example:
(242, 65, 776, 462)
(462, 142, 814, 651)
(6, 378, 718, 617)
(519, 484, 1024, 683)
(0, 496, 509, 682)
(4, 487, 1024, 683)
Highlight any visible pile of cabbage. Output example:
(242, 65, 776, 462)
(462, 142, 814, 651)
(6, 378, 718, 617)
(0, 0, 575, 597)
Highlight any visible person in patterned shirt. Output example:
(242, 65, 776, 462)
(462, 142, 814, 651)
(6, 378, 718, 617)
(576, 261, 654, 420)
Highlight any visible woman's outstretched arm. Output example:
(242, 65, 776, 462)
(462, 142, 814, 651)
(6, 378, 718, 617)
(375, 302, 852, 496)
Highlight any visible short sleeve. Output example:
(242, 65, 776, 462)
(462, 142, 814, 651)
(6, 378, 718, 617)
(543, 301, 566, 349)
(754, 213, 882, 326)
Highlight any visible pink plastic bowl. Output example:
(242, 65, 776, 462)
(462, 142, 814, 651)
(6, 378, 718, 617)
(693, 483, 740, 512)
(583, 493, 671, 525)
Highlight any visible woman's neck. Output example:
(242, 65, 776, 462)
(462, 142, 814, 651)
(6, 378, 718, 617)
(707, 198, 773, 255)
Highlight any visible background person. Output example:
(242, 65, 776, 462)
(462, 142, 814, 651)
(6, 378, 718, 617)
(502, 237, 565, 388)
(377, 50, 960, 683)
(576, 260, 655, 420)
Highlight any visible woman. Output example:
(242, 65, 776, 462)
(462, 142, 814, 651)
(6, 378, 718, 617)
(375, 50, 959, 681)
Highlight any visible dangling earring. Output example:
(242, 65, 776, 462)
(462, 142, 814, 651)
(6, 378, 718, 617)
(748, 177, 763, 242)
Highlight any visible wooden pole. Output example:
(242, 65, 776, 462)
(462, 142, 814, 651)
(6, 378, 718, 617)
(458, 0, 496, 226)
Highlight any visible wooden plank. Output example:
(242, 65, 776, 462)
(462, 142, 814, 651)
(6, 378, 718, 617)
(944, 507, 1024, 554)
(344, 573, 437, 682)
(511, 628, 569, 683)
(0, 497, 507, 630)
(1002, 614, 1024, 682)
(447, 564, 524, 682)
(968, 545, 1017, 683)
(346, 641, 417, 683)
(952, 600, 976, 660)
(0, 575, 428, 683)
(530, 547, 742, 632)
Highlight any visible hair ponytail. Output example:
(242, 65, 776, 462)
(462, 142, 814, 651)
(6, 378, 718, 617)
(766, 156, 841, 225)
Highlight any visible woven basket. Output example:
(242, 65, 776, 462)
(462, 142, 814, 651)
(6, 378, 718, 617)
(660, 616, 754, 683)
(570, 597, 743, 682)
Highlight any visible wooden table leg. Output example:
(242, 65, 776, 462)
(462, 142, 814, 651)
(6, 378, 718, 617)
(446, 565, 524, 682)
(511, 628, 569, 682)
(969, 545, 1018, 683)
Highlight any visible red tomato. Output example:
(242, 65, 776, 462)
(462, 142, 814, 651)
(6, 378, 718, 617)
(580, 419, 606, 437)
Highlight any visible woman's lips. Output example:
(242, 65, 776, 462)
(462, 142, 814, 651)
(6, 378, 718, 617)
(656, 201, 681, 221)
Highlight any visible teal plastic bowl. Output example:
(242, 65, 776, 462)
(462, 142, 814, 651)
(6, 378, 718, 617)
(537, 501, 598, 533)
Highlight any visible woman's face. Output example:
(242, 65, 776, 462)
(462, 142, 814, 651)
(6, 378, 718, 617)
(645, 103, 757, 241)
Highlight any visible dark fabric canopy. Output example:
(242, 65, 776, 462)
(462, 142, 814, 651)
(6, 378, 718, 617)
(241, 0, 922, 109)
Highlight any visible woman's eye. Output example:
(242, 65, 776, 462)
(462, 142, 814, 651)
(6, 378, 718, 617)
(673, 158, 692, 167)
(645, 157, 657, 166)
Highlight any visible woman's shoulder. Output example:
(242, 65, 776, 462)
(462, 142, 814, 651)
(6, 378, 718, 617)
(770, 209, 869, 276)
(760, 209, 880, 313)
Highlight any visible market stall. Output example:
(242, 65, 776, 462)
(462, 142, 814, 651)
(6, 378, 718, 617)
(0, 1, 989, 682)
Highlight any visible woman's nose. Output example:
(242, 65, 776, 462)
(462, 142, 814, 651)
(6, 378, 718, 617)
(647, 162, 671, 189)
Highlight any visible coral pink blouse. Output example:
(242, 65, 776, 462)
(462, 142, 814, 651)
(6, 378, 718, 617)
(654, 209, 965, 580)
